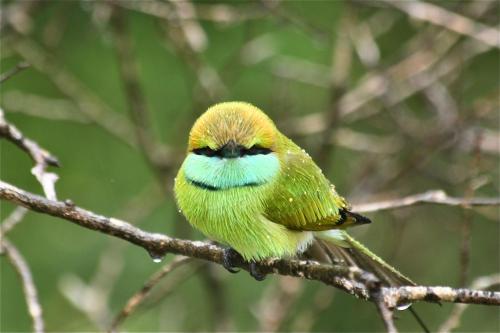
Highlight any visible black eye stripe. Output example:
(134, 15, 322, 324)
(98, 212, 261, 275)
(192, 147, 219, 157)
(243, 146, 272, 155)
(191, 145, 272, 157)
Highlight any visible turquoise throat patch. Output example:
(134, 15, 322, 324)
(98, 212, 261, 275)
(183, 153, 280, 190)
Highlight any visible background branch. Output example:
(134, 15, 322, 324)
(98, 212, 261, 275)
(380, 0, 500, 48)
(0, 61, 30, 83)
(1, 239, 44, 333)
(109, 256, 192, 333)
(353, 190, 500, 213)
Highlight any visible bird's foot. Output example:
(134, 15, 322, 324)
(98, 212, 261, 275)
(249, 261, 266, 281)
(222, 248, 241, 274)
(222, 248, 267, 281)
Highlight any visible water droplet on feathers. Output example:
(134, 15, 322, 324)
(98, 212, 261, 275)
(289, 198, 294, 202)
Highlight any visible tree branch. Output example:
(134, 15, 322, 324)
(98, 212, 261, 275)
(1, 206, 28, 235)
(1, 180, 499, 308)
(353, 190, 500, 213)
(109, 256, 192, 333)
(379, 0, 500, 48)
(0, 61, 30, 83)
(1, 239, 44, 333)
(0, 179, 372, 298)
(374, 293, 398, 333)
(381, 285, 500, 308)
(0, 108, 59, 199)
(439, 273, 500, 333)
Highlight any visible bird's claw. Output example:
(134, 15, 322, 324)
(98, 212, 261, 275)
(222, 248, 241, 274)
(222, 248, 267, 281)
(249, 261, 266, 281)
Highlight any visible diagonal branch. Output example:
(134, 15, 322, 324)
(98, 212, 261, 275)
(109, 256, 192, 333)
(0, 108, 59, 199)
(1, 180, 499, 308)
(1, 239, 44, 333)
(1, 206, 28, 235)
(379, 0, 500, 48)
(0, 61, 30, 83)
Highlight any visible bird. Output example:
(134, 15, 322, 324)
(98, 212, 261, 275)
(174, 101, 416, 288)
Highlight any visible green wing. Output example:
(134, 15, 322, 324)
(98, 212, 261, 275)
(263, 134, 351, 231)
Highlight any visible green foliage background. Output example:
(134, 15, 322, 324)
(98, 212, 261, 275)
(1, 1, 499, 332)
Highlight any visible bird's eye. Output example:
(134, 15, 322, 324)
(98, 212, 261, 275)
(244, 145, 272, 155)
(192, 147, 218, 157)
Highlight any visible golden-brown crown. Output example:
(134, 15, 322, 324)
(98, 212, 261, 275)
(188, 102, 278, 151)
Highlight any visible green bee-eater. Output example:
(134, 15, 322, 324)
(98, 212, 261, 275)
(174, 101, 413, 287)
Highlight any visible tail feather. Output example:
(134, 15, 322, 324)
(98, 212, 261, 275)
(342, 232, 415, 286)
(314, 229, 414, 287)
(311, 229, 431, 333)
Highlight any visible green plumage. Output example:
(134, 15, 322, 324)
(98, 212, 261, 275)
(174, 102, 413, 287)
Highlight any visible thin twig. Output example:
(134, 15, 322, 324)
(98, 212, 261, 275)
(1, 239, 44, 333)
(353, 190, 500, 213)
(374, 293, 398, 333)
(2, 91, 90, 123)
(379, 0, 500, 48)
(10, 37, 137, 149)
(285, 7, 494, 135)
(1, 180, 499, 307)
(109, 256, 192, 333)
(58, 183, 164, 330)
(261, 0, 329, 44)
(160, 2, 227, 102)
(1, 206, 28, 235)
(459, 135, 482, 286)
(0, 109, 59, 199)
(199, 264, 234, 332)
(0, 61, 30, 83)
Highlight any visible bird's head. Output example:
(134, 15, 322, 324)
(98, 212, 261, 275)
(182, 102, 281, 190)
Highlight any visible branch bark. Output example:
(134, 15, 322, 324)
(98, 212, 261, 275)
(1, 180, 499, 308)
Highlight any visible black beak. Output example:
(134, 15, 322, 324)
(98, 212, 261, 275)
(221, 140, 241, 158)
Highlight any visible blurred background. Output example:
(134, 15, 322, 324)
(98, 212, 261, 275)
(1, 0, 499, 332)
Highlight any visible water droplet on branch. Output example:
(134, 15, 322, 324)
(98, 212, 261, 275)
(148, 250, 165, 263)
